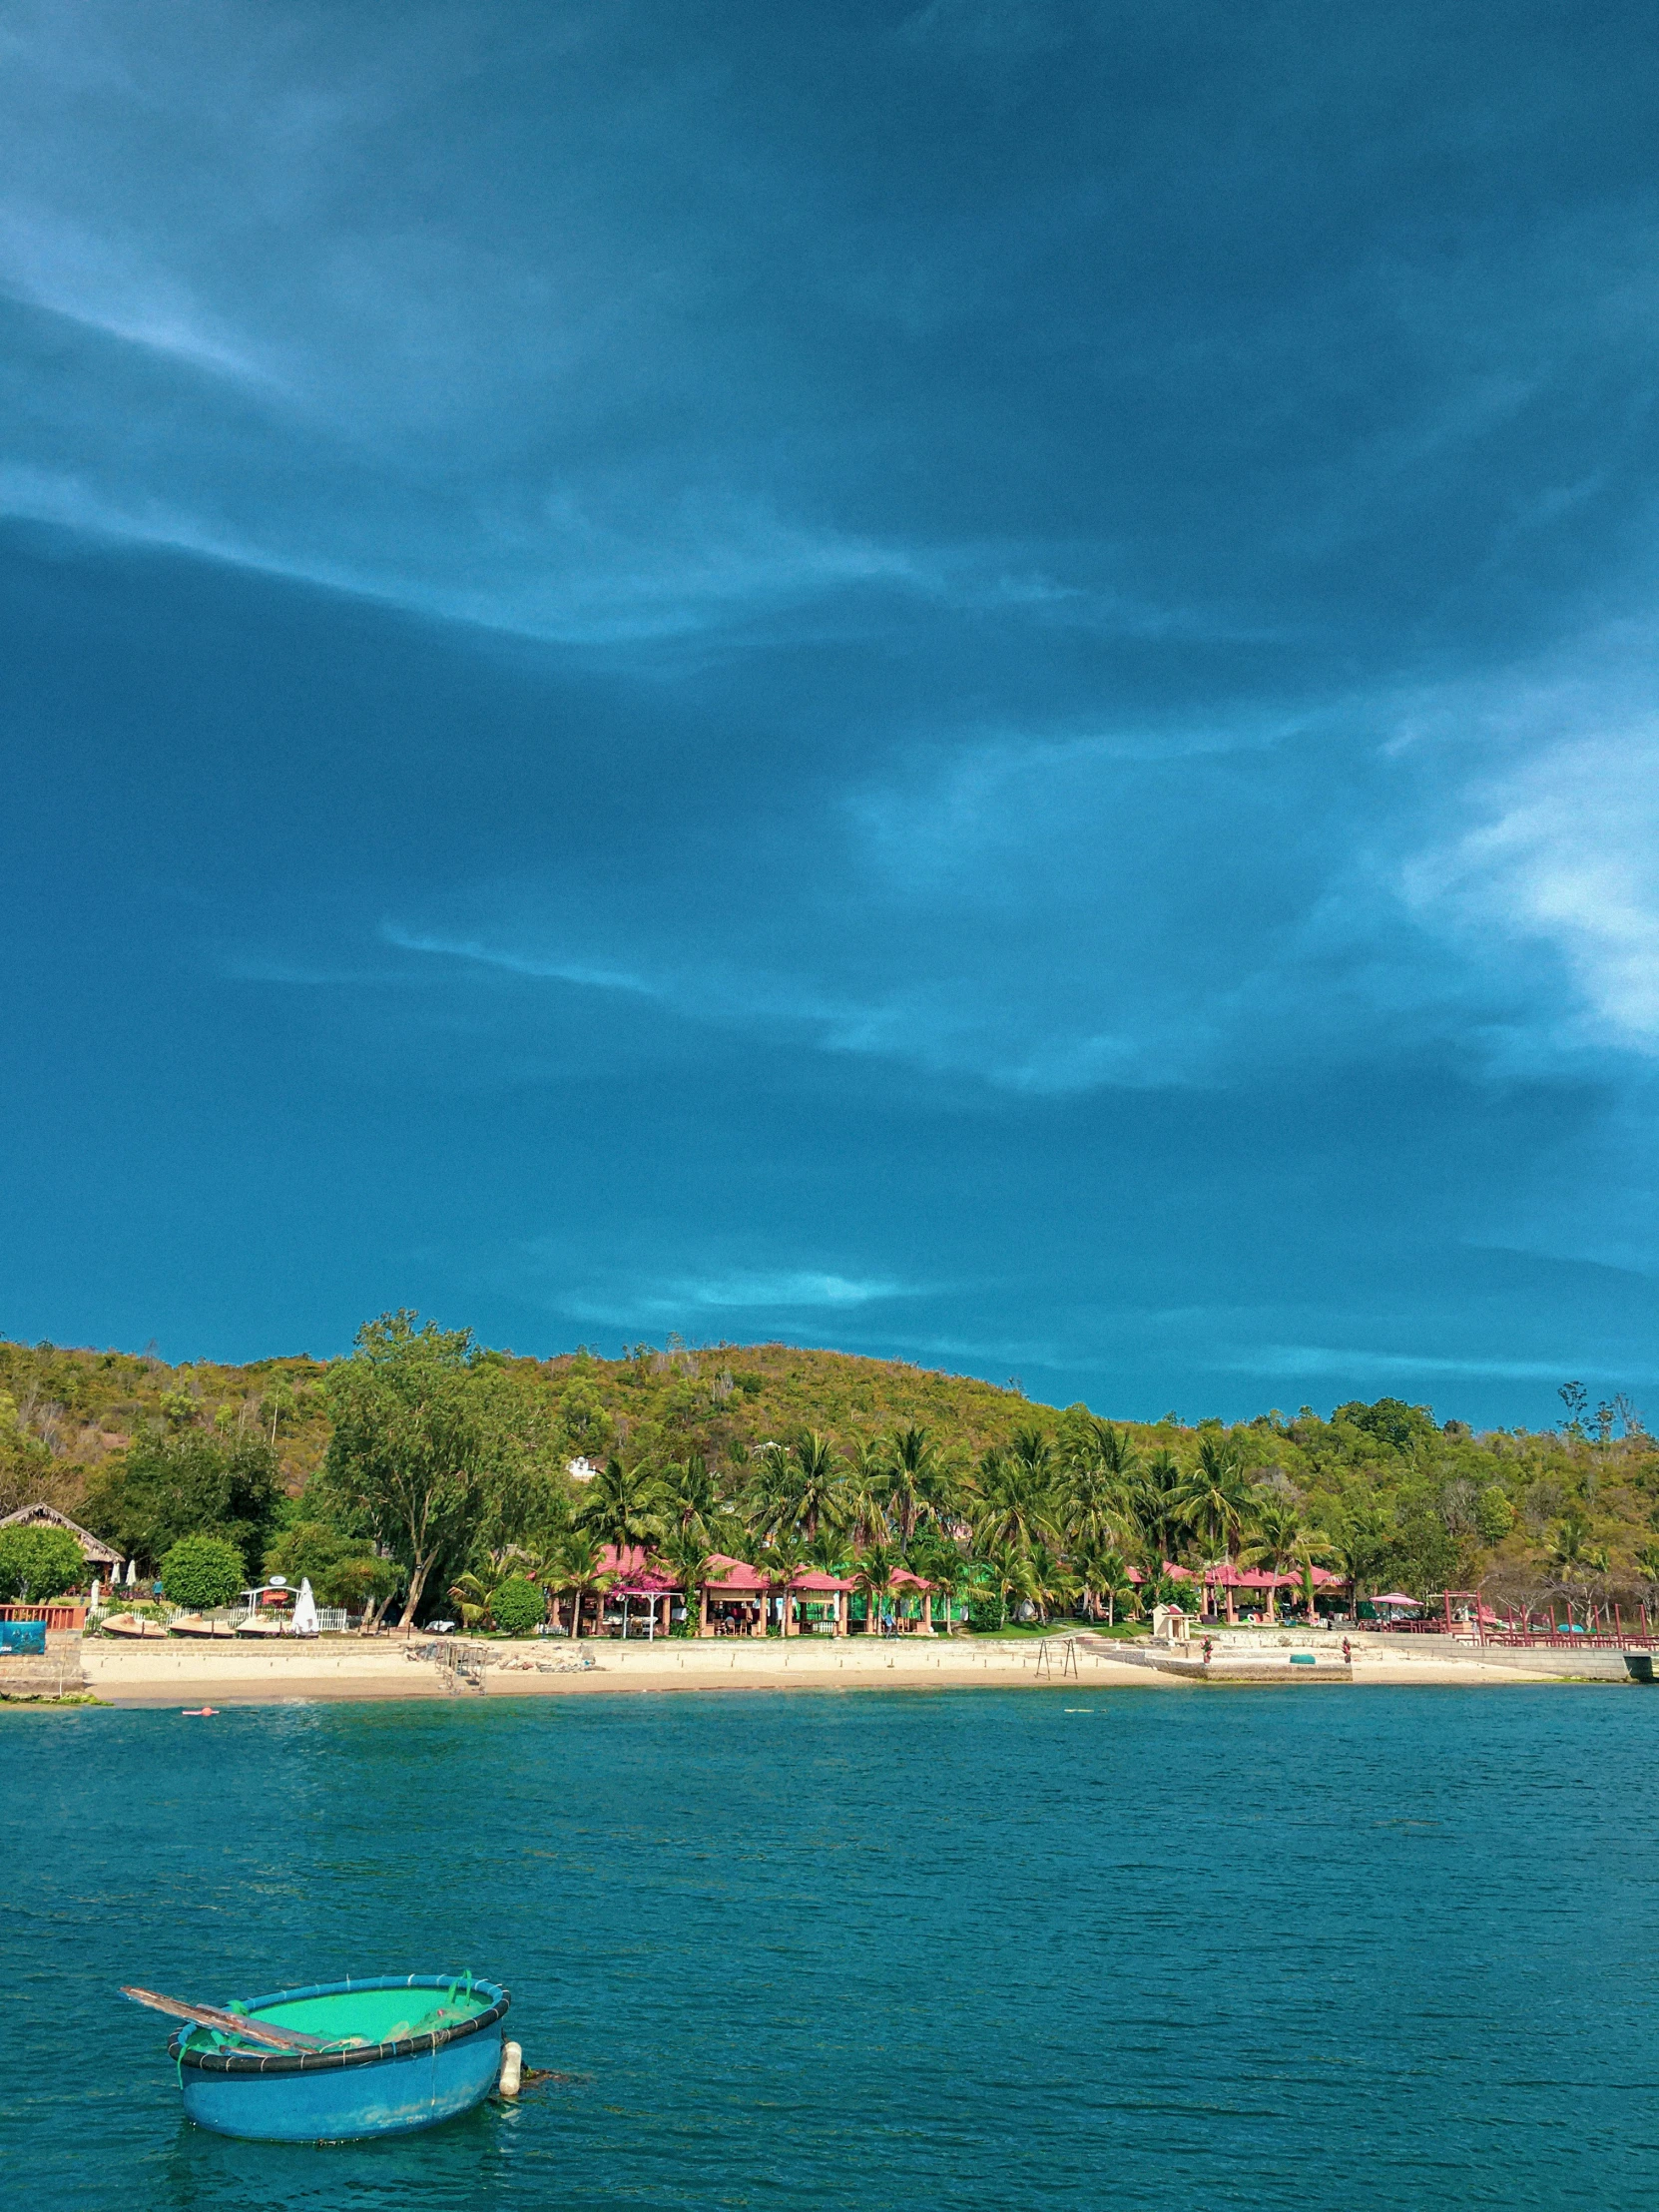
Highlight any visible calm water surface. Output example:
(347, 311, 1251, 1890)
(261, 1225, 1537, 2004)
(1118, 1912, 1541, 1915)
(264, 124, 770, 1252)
(3, 1685, 1655, 2208)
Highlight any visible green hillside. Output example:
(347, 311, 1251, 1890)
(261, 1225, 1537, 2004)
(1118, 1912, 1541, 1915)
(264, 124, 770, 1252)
(2, 1327, 1655, 1613)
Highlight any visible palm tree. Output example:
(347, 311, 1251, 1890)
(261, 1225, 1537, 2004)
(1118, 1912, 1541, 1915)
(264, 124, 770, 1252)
(1074, 1538, 1135, 1626)
(1174, 1439, 1258, 1619)
(844, 1436, 893, 1546)
(1010, 1424, 1057, 1485)
(853, 1540, 898, 1635)
(969, 1444, 1055, 1555)
(1025, 1539, 1073, 1626)
(882, 1425, 950, 1547)
(758, 1532, 809, 1635)
(1057, 1419, 1133, 1559)
(658, 1525, 716, 1636)
(574, 1456, 663, 1559)
(1246, 1498, 1306, 1622)
(447, 1563, 508, 1630)
(1289, 1529, 1335, 1622)
(787, 1430, 847, 1542)
(906, 1528, 968, 1631)
(1066, 1414, 1139, 1484)
(744, 1440, 794, 1541)
(804, 1523, 850, 1573)
(975, 1539, 1035, 1631)
(654, 1451, 722, 1539)
(1128, 1449, 1187, 1570)
(1332, 1507, 1393, 1618)
(549, 1533, 615, 1639)
(447, 1542, 540, 1629)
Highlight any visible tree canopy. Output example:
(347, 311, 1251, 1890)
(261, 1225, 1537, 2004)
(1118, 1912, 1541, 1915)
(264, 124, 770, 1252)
(81, 1431, 280, 1577)
(0, 1523, 85, 1602)
(320, 1311, 545, 1627)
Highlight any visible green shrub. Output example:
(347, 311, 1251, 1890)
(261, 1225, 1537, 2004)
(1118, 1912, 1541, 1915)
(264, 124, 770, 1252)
(490, 1575, 546, 1636)
(0, 1524, 87, 1601)
(159, 1533, 246, 1612)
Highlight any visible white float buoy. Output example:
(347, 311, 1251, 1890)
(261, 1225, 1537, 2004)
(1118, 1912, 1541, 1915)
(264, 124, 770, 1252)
(498, 2040, 523, 2097)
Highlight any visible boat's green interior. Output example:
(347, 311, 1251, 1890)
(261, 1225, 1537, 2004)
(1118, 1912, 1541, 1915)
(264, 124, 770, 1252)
(260, 1983, 490, 2042)
(181, 1982, 492, 2054)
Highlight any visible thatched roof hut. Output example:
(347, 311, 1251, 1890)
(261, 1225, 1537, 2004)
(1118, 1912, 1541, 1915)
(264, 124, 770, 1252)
(0, 1503, 121, 1570)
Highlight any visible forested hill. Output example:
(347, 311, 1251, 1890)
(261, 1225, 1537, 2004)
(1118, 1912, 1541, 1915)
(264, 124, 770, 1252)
(1, 1330, 1655, 1597)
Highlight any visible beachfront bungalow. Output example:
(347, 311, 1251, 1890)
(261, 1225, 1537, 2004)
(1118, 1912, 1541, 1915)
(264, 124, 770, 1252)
(582, 1546, 933, 1638)
(1128, 1559, 1349, 1624)
(0, 1501, 122, 1589)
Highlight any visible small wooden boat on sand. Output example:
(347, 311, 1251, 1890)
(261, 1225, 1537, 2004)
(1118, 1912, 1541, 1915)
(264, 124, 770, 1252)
(160, 1972, 510, 2141)
(234, 1615, 284, 1638)
(168, 1615, 238, 1639)
(101, 1612, 169, 1639)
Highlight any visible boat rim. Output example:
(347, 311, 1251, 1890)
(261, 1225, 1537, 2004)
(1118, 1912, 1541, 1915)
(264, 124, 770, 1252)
(169, 1972, 510, 2076)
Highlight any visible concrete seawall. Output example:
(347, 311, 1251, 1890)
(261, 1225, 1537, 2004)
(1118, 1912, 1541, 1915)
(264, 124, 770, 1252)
(0, 1629, 87, 1700)
(66, 1625, 1646, 1705)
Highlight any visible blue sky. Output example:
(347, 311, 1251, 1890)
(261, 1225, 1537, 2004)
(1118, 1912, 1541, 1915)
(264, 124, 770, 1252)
(4, 0, 1658, 1423)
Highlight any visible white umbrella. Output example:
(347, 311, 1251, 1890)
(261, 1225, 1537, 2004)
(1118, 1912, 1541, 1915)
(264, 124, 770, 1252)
(292, 1578, 319, 1637)
(126, 1559, 138, 1587)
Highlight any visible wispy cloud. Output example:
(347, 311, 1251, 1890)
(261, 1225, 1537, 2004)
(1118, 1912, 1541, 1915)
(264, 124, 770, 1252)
(380, 925, 659, 1000)
(1404, 725, 1659, 1056)
(533, 1263, 916, 1332)
(1391, 630, 1659, 1062)
(663, 1271, 909, 1313)
(0, 208, 281, 386)
(1226, 1346, 1652, 1386)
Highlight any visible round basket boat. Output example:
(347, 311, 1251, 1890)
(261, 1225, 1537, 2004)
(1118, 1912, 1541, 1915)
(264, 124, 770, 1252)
(169, 1972, 510, 2142)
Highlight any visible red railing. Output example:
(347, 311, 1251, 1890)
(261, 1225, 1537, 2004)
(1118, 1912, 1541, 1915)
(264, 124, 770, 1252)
(0, 1602, 87, 1631)
(1484, 1630, 1657, 1651)
(1365, 1617, 1656, 1650)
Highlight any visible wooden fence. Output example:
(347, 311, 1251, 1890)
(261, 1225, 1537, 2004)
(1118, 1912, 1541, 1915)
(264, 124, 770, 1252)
(0, 1601, 87, 1631)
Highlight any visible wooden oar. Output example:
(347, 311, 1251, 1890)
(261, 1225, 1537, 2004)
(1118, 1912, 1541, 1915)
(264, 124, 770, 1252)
(120, 1985, 329, 2051)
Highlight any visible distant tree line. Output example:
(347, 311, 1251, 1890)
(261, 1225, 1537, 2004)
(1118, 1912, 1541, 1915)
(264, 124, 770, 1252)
(7, 1316, 1650, 1633)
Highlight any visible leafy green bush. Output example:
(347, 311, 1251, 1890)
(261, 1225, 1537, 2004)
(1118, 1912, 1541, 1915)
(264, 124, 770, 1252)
(0, 1524, 87, 1601)
(490, 1575, 546, 1636)
(159, 1533, 245, 1611)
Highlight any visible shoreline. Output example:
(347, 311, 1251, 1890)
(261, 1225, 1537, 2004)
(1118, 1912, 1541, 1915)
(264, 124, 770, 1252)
(63, 1631, 1613, 1708)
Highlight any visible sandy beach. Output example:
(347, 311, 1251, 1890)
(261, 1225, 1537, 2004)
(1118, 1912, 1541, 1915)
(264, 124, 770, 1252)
(72, 1630, 1606, 1705)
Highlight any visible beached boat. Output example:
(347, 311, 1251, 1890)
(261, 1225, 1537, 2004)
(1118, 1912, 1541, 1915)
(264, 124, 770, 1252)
(100, 1612, 169, 1639)
(169, 1972, 510, 2141)
(234, 1615, 284, 1637)
(168, 1614, 238, 1639)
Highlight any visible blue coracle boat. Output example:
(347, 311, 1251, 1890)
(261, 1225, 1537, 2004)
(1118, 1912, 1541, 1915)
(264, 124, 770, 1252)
(169, 1972, 510, 2141)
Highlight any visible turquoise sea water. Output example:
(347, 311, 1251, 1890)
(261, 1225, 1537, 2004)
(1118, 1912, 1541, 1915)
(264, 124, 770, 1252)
(4, 1685, 1656, 2208)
